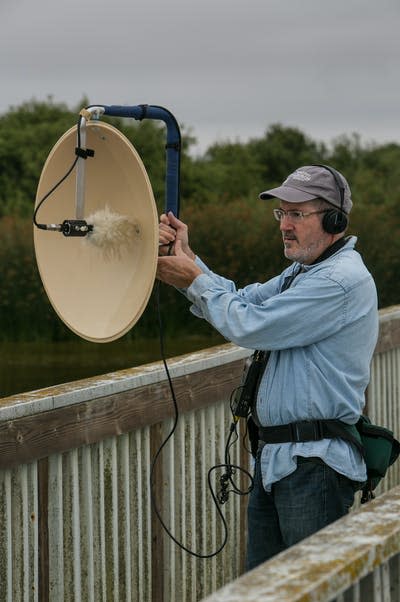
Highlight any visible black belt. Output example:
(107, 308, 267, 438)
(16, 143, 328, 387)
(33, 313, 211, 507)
(258, 419, 363, 453)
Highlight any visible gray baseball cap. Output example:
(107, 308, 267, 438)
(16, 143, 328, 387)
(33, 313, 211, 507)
(259, 165, 352, 214)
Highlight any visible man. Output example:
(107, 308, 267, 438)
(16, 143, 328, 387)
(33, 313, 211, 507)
(157, 165, 378, 570)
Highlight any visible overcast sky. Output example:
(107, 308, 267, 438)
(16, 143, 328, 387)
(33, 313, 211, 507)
(1, 0, 399, 154)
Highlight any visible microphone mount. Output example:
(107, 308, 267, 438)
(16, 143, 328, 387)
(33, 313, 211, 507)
(61, 219, 93, 237)
(38, 220, 93, 237)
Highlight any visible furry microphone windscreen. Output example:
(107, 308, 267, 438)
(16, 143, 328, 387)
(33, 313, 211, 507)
(85, 205, 141, 259)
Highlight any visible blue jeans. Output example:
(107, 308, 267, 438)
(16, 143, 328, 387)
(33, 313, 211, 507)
(246, 455, 356, 571)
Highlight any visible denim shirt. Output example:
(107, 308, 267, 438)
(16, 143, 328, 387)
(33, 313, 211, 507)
(184, 236, 379, 491)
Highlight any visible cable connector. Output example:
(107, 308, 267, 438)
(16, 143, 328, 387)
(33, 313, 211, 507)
(217, 471, 233, 505)
(44, 223, 62, 231)
(217, 478, 229, 504)
(35, 223, 54, 231)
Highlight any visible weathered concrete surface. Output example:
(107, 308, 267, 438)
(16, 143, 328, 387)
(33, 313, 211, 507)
(201, 486, 400, 602)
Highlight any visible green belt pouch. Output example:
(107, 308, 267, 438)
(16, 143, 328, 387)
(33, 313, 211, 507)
(357, 415, 400, 481)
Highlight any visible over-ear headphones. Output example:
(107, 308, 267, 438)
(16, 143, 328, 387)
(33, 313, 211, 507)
(312, 164, 348, 234)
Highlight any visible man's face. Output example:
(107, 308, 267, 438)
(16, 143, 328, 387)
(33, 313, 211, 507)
(279, 200, 333, 265)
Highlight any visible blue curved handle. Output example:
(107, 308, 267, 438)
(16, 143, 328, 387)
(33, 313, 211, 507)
(101, 104, 181, 217)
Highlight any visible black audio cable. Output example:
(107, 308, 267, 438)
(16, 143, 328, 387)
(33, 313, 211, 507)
(150, 281, 253, 558)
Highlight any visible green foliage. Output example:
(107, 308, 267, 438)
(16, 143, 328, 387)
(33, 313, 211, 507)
(0, 100, 77, 217)
(0, 216, 68, 340)
(184, 200, 285, 286)
(247, 124, 327, 187)
(0, 99, 399, 341)
(0, 99, 196, 219)
(349, 203, 400, 309)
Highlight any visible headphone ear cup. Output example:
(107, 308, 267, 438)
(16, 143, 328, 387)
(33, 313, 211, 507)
(322, 209, 348, 234)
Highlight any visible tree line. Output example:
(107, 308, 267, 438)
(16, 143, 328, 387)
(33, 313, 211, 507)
(0, 99, 399, 341)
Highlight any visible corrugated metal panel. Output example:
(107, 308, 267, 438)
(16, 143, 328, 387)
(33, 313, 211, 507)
(159, 402, 243, 601)
(46, 428, 155, 601)
(0, 464, 38, 601)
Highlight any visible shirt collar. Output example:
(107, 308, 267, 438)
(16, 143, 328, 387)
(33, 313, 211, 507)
(310, 236, 348, 265)
(299, 236, 354, 272)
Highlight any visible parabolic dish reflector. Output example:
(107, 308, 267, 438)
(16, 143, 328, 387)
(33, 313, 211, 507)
(34, 121, 159, 342)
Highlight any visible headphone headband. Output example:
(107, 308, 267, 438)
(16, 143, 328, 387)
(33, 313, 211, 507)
(311, 164, 348, 234)
(311, 164, 345, 214)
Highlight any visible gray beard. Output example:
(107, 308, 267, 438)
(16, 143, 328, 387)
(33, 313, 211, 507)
(283, 238, 326, 264)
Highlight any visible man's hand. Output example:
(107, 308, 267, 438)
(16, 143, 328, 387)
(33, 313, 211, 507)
(157, 240, 203, 288)
(159, 212, 195, 259)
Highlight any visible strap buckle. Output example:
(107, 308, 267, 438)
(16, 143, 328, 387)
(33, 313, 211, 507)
(290, 420, 324, 442)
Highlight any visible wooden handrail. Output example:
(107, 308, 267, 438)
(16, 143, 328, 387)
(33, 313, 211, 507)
(0, 344, 249, 469)
(0, 305, 399, 470)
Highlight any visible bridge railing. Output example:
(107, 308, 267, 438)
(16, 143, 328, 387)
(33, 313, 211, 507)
(0, 305, 399, 601)
(202, 484, 400, 602)
(203, 304, 400, 602)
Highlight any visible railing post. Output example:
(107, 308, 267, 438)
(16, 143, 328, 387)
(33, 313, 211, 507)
(150, 422, 165, 602)
(38, 457, 49, 602)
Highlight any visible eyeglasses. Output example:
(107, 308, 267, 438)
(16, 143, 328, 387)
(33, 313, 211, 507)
(273, 208, 329, 223)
